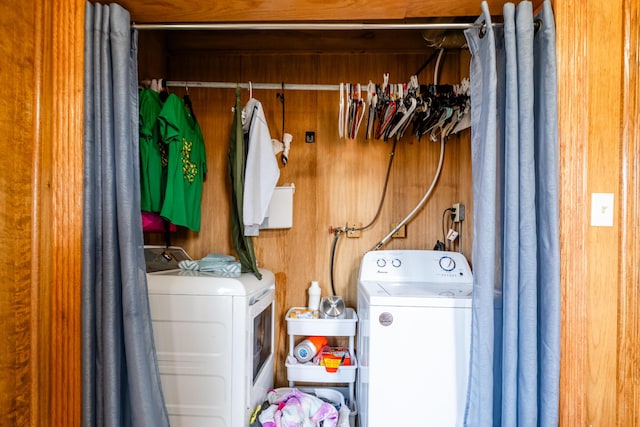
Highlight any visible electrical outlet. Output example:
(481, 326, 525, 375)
(391, 223, 406, 238)
(305, 131, 315, 143)
(347, 222, 362, 238)
(452, 203, 465, 223)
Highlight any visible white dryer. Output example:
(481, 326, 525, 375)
(357, 250, 472, 427)
(144, 246, 275, 427)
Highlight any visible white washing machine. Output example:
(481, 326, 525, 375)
(357, 250, 473, 427)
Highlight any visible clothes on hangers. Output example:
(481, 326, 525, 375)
(139, 88, 167, 213)
(241, 97, 280, 236)
(365, 81, 377, 140)
(337, 73, 471, 143)
(412, 82, 470, 141)
(157, 93, 207, 232)
(342, 83, 366, 139)
(229, 88, 262, 279)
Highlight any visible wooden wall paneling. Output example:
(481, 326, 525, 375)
(585, 1, 623, 425)
(314, 53, 402, 306)
(143, 44, 473, 387)
(1, 0, 84, 425)
(190, 86, 235, 251)
(137, 31, 168, 80)
(618, 0, 640, 423)
(556, 0, 628, 424)
(239, 55, 323, 386)
(387, 50, 471, 257)
(21, 0, 640, 424)
(456, 48, 473, 259)
(0, 0, 38, 424)
(405, 0, 545, 20)
(165, 30, 431, 54)
(555, 0, 590, 424)
(0, 0, 634, 424)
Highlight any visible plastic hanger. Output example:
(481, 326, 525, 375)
(352, 83, 366, 139)
(364, 81, 375, 140)
(339, 82, 345, 138)
(344, 83, 350, 139)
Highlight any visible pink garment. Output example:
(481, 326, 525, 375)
(141, 211, 176, 233)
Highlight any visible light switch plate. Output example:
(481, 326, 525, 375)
(590, 193, 614, 227)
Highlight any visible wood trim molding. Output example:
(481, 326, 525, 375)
(45, 0, 85, 425)
(32, 0, 53, 424)
(617, 0, 640, 424)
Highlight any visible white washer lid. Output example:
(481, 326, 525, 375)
(361, 281, 472, 308)
(380, 282, 472, 298)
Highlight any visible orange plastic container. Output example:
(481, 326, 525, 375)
(319, 346, 351, 372)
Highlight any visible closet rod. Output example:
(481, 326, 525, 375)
(148, 80, 348, 91)
(132, 22, 478, 31)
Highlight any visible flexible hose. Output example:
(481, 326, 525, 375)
(329, 230, 342, 296)
(329, 139, 399, 295)
(348, 138, 398, 233)
(434, 49, 445, 85)
(371, 135, 446, 251)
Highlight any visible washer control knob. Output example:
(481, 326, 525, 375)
(376, 258, 387, 268)
(391, 258, 401, 268)
(438, 255, 456, 272)
(379, 312, 394, 326)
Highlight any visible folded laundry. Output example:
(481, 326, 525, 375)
(178, 253, 241, 276)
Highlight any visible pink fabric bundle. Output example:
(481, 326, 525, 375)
(141, 211, 176, 233)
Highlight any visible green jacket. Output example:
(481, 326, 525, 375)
(228, 87, 262, 279)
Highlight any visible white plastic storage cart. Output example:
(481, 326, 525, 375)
(285, 307, 358, 409)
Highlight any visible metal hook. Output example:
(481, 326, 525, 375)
(478, 20, 487, 39)
(534, 19, 543, 35)
(276, 82, 285, 138)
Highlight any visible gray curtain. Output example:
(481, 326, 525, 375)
(82, 3, 169, 426)
(464, 1, 560, 426)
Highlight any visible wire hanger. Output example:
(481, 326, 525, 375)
(183, 82, 196, 122)
(339, 82, 345, 138)
(276, 82, 285, 138)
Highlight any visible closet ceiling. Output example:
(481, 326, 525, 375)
(120, 0, 543, 53)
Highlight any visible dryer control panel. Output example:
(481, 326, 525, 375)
(359, 250, 472, 285)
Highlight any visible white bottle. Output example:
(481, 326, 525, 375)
(307, 281, 321, 311)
